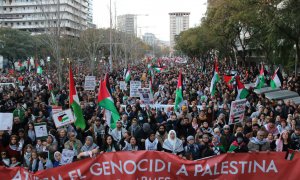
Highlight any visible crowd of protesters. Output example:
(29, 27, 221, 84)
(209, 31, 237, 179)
(0, 58, 299, 171)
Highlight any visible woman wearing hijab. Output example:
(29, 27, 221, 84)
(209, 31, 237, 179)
(77, 136, 99, 159)
(53, 151, 62, 167)
(46, 134, 58, 161)
(162, 130, 184, 156)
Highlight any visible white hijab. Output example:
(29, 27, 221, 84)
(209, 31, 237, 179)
(167, 130, 177, 150)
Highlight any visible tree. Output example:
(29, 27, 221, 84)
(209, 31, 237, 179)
(0, 28, 35, 68)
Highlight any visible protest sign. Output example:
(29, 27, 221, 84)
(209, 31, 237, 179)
(130, 81, 141, 97)
(84, 76, 96, 91)
(229, 99, 247, 124)
(34, 122, 48, 139)
(53, 109, 75, 128)
(0, 56, 3, 69)
(1, 151, 299, 180)
(119, 81, 127, 90)
(0, 113, 13, 131)
(61, 149, 75, 165)
(51, 105, 62, 114)
(138, 88, 153, 104)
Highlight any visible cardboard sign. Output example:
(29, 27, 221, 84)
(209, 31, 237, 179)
(138, 88, 154, 104)
(229, 99, 247, 124)
(34, 122, 48, 139)
(60, 149, 74, 165)
(52, 109, 75, 128)
(84, 76, 96, 91)
(0, 113, 13, 131)
(119, 81, 127, 90)
(51, 106, 62, 114)
(0, 55, 3, 69)
(130, 81, 141, 97)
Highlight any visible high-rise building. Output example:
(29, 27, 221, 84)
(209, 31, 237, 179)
(87, 0, 96, 28)
(169, 12, 190, 49)
(0, 0, 89, 36)
(143, 33, 157, 46)
(117, 14, 137, 36)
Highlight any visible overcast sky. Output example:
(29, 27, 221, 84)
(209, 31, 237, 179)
(93, 0, 208, 42)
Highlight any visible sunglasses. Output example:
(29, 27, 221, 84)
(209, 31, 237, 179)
(224, 128, 230, 130)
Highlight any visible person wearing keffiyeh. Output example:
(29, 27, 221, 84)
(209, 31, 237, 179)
(248, 130, 270, 152)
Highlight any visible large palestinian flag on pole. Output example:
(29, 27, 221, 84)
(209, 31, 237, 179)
(255, 64, 265, 89)
(98, 74, 120, 129)
(210, 60, 220, 96)
(236, 75, 249, 100)
(124, 68, 131, 83)
(69, 65, 86, 130)
(174, 71, 183, 111)
(223, 75, 235, 90)
(270, 67, 283, 89)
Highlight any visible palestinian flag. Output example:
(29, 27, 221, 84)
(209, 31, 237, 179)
(210, 60, 220, 96)
(37, 66, 43, 74)
(236, 75, 249, 100)
(270, 67, 283, 89)
(153, 67, 166, 73)
(223, 75, 235, 90)
(174, 71, 183, 111)
(124, 69, 131, 83)
(149, 78, 154, 96)
(255, 64, 265, 89)
(69, 65, 86, 130)
(218, 144, 226, 153)
(47, 78, 57, 105)
(98, 74, 120, 129)
(228, 141, 239, 152)
(285, 149, 295, 160)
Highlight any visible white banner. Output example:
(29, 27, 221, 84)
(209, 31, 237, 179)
(84, 76, 96, 91)
(61, 149, 74, 165)
(0, 113, 13, 131)
(130, 81, 141, 97)
(34, 122, 48, 139)
(119, 81, 127, 90)
(52, 109, 75, 128)
(138, 88, 153, 104)
(229, 99, 247, 124)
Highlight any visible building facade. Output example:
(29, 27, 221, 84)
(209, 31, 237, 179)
(169, 12, 190, 49)
(0, 0, 89, 36)
(87, 0, 96, 28)
(117, 14, 137, 36)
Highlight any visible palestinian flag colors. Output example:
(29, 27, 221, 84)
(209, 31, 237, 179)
(47, 77, 57, 105)
(37, 66, 43, 74)
(270, 67, 283, 89)
(210, 60, 220, 96)
(285, 149, 295, 160)
(149, 78, 154, 96)
(98, 74, 120, 129)
(255, 64, 265, 89)
(153, 67, 166, 73)
(236, 75, 249, 100)
(69, 65, 86, 130)
(124, 69, 131, 83)
(174, 71, 183, 111)
(223, 75, 235, 90)
(228, 141, 239, 152)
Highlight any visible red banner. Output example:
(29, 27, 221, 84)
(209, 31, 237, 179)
(0, 151, 299, 180)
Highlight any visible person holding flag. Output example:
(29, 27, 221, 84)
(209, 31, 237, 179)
(236, 75, 249, 100)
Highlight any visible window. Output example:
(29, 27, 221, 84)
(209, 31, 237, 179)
(29, 22, 31, 25)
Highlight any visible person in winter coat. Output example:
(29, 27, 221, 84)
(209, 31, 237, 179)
(136, 123, 153, 149)
(176, 117, 196, 139)
(64, 132, 83, 157)
(228, 132, 248, 153)
(248, 130, 270, 152)
(145, 132, 162, 151)
(185, 135, 201, 160)
(276, 130, 292, 152)
(100, 135, 120, 153)
(38, 152, 53, 170)
(6, 135, 22, 162)
(155, 125, 168, 145)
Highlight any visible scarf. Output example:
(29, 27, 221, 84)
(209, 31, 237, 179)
(9, 144, 21, 151)
(24, 152, 31, 166)
(163, 138, 184, 154)
(81, 136, 98, 152)
(122, 144, 138, 151)
(250, 137, 267, 145)
(28, 130, 36, 142)
(145, 138, 158, 150)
